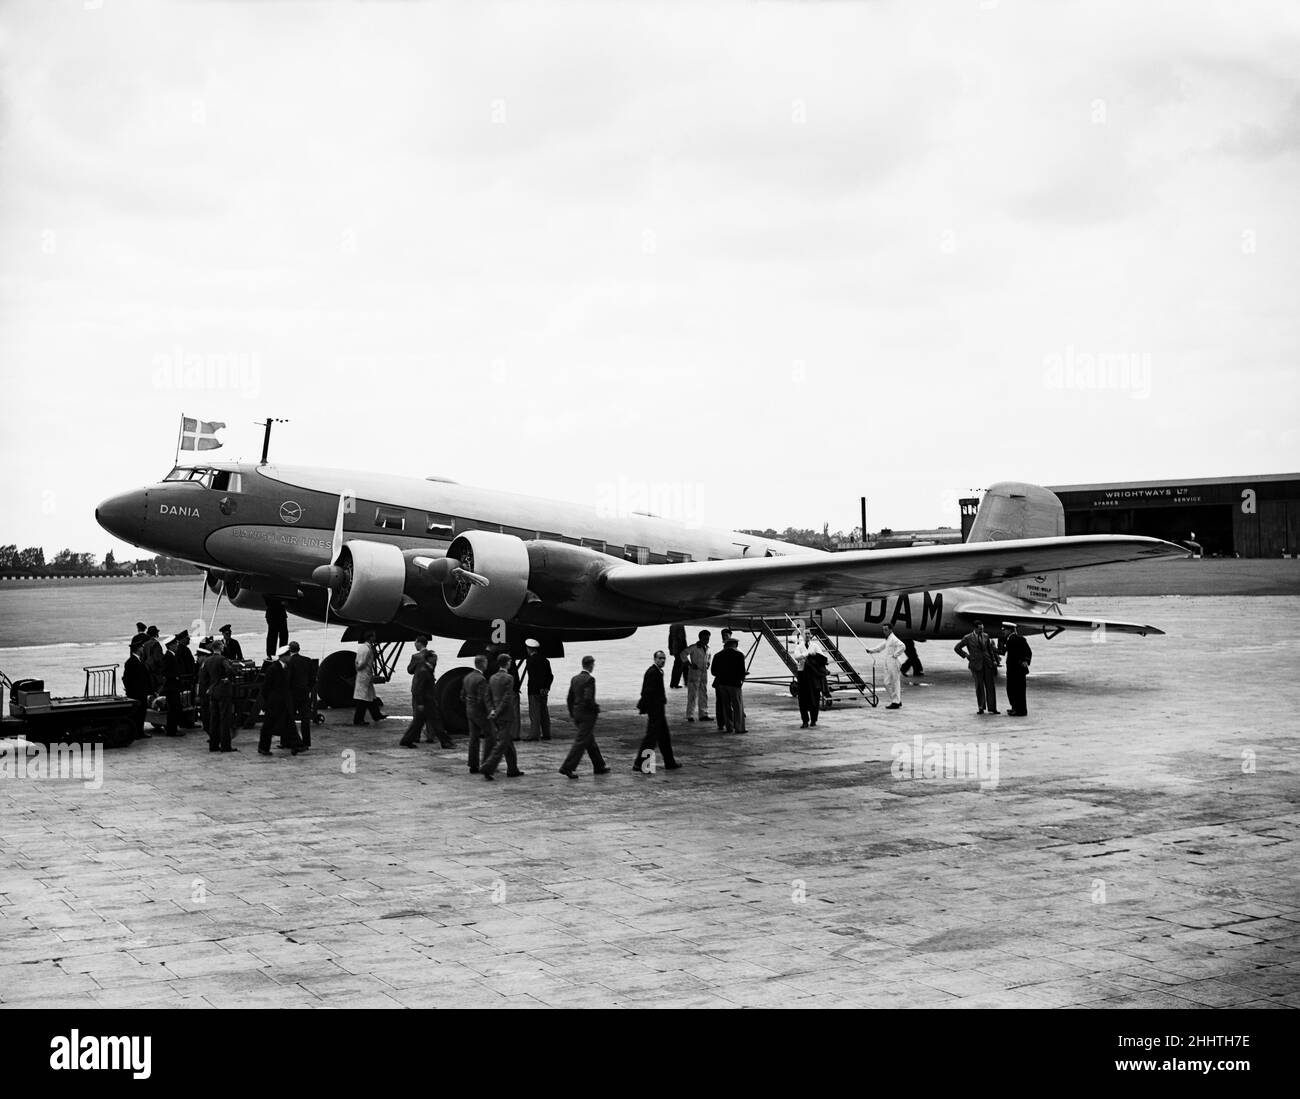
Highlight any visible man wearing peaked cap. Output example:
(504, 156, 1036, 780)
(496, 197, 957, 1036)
(522, 638, 553, 742)
(218, 624, 244, 662)
(259, 644, 303, 756)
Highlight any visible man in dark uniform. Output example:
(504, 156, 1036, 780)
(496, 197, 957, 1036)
(634, 650, 680, 772)
(218, 624, 244, 662)
(122, 643, 152, 740)
(131, 622, 148, 651)
(197, 639, 223, 739)
(480, 654, 525, 780)
(1002, 624, 1033, 716)
(258, 645, 302, 755)
(667, 624, 687, 689)
(900, 638, 925, 678)
(522, 638, 553, 741)
(200, 641, 236, 752)
(561, 655, 608, 778)
(287, 640, 313, 749)
(462, 655, 491, 774)
(264, 597, 289, 659)
(161, 636, 184, 736)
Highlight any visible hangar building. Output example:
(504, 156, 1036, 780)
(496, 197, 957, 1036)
(1045, 474, 1300, 558)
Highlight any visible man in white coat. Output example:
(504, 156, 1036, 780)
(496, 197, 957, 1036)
(352, 630, 386, 725)
(867, 623, 907, 710)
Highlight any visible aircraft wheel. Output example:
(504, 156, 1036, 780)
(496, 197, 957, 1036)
(316, 649, 358, 708)
(434, 667, 471, 736)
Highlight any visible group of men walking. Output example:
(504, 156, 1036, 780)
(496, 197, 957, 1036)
(455, 643, 617, 780)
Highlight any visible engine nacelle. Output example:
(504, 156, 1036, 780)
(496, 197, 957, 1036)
(206, 570, 267, 612)
(442, 532, 531, 621)
(331, 540, 406, 623)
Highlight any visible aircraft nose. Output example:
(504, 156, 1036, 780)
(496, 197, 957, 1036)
(96, 489, 147, 544)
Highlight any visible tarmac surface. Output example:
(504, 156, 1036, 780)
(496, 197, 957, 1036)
(2, 595, 1298, 1009)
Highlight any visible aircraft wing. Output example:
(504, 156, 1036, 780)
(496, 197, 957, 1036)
(952, 604, 1165, 637)
(602, 535, 1183, 618)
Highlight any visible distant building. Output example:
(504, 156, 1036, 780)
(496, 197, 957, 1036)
(1047, 474, 1300, 558)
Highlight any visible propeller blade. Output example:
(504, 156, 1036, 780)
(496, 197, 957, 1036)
(331, 493, 348, 563)
(452, 567, 490, 589)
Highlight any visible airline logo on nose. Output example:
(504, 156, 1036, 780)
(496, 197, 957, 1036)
(279, 501, 303, 524)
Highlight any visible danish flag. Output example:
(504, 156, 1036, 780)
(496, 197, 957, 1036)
(179, 417, 225, 452)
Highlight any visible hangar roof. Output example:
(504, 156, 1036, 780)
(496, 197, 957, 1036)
(1048, 473, 1299, 492)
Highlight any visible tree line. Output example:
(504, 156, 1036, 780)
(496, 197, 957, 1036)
(0, 546, 200, 575)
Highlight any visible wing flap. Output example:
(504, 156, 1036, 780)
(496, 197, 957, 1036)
(602, 535, 1183, 617)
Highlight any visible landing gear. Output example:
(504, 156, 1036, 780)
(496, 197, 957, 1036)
(316, 650, 358, 708)
(433, 667, 471, 735)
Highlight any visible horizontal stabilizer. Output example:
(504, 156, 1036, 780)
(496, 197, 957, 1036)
(954, 604, 1165, 637)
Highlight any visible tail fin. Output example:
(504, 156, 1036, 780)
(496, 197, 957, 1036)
(966, 482, 1067, 603)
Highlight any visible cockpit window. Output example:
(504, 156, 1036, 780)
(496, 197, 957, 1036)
(163, 466, 239, 491)
(163, 466, 213, 487)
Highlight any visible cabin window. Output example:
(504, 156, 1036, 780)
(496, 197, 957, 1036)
(466, 521, 502, 534)
(211, 471, 241, 492)
(502, 525, 538, 541)
(375, 506, 405, 532)
(666, 550, 692, 563)
(708, 557, 722, 562)
(581, 538, 606, 554)
(426, 514, 454, 538)
(624, 544, 650, 565)
(539, 531, 565, 543)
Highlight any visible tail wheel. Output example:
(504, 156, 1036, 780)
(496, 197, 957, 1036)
(316, 649, 358, 708)
(433, 666, 471, 736)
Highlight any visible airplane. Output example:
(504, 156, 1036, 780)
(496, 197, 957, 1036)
(95, 460, 1183, 720)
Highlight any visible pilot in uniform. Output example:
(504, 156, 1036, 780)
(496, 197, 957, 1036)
(1002, 624, 1033, 716)
(561, 656, 609, 777)
(867, 624, 907, 709)
(218, 624, 244, 662)
(480, 655, 525, 780)
(461, 655, 491, 773)
(258, 646, 303, 755)
(122, 644, 152, 740)
(161, 638, 183, 736)
(522, 639, 553, 741)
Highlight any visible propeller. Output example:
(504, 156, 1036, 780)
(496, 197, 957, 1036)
(415, 554, 489, 588)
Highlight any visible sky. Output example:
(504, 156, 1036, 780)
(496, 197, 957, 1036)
(1, 0, 1297, 560)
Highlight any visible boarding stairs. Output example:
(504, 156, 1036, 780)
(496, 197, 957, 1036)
(747, 611, 878, 708)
